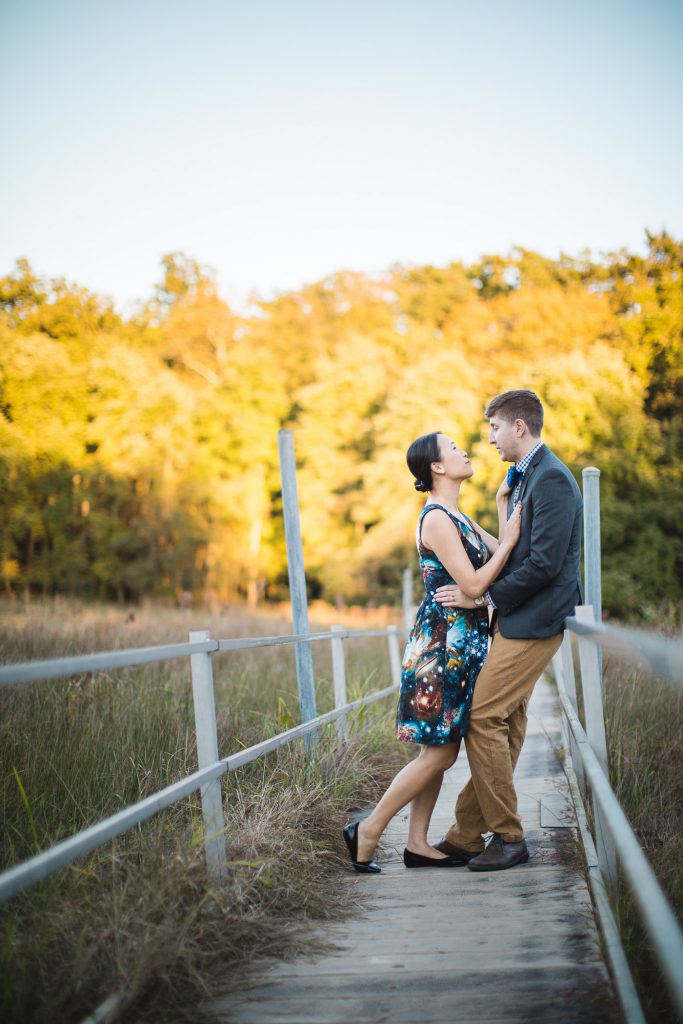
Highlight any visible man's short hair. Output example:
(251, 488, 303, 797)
(485, 390, 544, 436)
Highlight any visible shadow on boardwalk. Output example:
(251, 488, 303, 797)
(208, 675, 621, 1024)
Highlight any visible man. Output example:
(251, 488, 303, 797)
(434, 389, 583, 870)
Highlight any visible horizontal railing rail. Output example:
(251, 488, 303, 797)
(556, 608, 683, 1022)
(565, 616, 683, 686)
(0, 681, 396, 905)
(556, 667, 683, 1016)
(0, 628, 396, 688)
(0, 623, 406, 905)
(0, 639, 218, 688)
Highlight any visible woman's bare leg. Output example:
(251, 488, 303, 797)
(407, 773, 445, 856)
(356, 743, 458, 861)
(407, 740, 460, 854)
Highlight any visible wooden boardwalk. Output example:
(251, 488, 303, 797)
(210, 675, 621, 1024)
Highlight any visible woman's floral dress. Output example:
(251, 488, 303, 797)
(396, 504, 490, 745)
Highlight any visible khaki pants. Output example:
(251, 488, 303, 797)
(445, 626, 563, 850)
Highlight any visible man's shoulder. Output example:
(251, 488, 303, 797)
(533, 448, 581, 494)
(536, 446, 572, 476)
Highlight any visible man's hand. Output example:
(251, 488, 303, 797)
(434, 585, 478, 609)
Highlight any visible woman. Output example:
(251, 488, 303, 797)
(343, 431, 521, 872)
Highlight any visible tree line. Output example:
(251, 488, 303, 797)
(0, 235, 681, 622)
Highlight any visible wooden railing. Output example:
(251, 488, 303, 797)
(550, 463, 683, 1023)
(0, 624, 405, 904)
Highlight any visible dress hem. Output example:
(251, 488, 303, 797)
(396, 731, 468, 746)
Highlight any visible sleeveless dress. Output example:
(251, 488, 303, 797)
(396, 504, 490, 745)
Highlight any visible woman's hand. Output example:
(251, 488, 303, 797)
(501, 502, 522, 548)
(434, 585, 477, 609)
(496, 474, 513, 503)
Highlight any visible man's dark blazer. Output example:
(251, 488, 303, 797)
(488, 444, 583, 638)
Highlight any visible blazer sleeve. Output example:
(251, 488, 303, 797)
(488, 469, 579, 614)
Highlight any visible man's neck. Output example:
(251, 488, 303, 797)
(515, 437, 543, 463)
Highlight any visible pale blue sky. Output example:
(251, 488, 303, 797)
(1, 0, 681, 310)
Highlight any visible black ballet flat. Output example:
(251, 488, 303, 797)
(343, 822, 381, 874)
(403, 847, 463, 868)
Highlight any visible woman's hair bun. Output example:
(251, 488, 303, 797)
(406, 432, 441, 495)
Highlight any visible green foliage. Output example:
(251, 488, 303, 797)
(0, 237, 681, 620)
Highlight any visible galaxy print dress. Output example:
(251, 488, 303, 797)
(396, 504, 490, 746)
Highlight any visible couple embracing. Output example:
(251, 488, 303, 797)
(344, 389, 583, 873)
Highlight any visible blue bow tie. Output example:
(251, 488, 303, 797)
(507, 465, 524, 489)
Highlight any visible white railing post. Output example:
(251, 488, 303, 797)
(582, 466, 602, 681)
(574, 605, 616, 893)
(402, 568, 414, 629)
(552, 647, 568, 744)
(330, 626, 349, 740)
(278, 429, 317, 742)
(553, 631, 586, 798)
(189, 630, 228, 885)
(387, 625, 402, 689)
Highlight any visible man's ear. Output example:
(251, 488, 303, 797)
(514, 418, 527, 437)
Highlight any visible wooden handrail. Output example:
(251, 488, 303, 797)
(0, 625, 403, 904)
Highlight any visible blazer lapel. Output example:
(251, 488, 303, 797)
(516, 444, 547, 505)
(506, 444, 548, 515)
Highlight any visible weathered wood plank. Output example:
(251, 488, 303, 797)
(211, 966, 618, 1023)
(207, 675, 620, 1024)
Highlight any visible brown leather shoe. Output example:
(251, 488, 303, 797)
(433, 838, 480, 863)
(467, 834, 529, 872)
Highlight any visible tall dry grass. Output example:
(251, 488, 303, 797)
(601, 656, 683, 1024)
(0, 600, 409, 1023)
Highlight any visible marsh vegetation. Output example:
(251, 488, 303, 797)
(1, 604, 679, 1023)
(604, 659, 683, 1023)
(1, 602, 408, 1023)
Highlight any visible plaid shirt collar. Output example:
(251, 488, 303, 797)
(514, 441, 544, 477)
(511, 441, 544, 505)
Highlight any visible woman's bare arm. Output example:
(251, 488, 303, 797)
(496, 476, 514, 541)
(467, 519, 499, 552)
(421, 505, 521, 599)
(466, 476, 513, 549)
